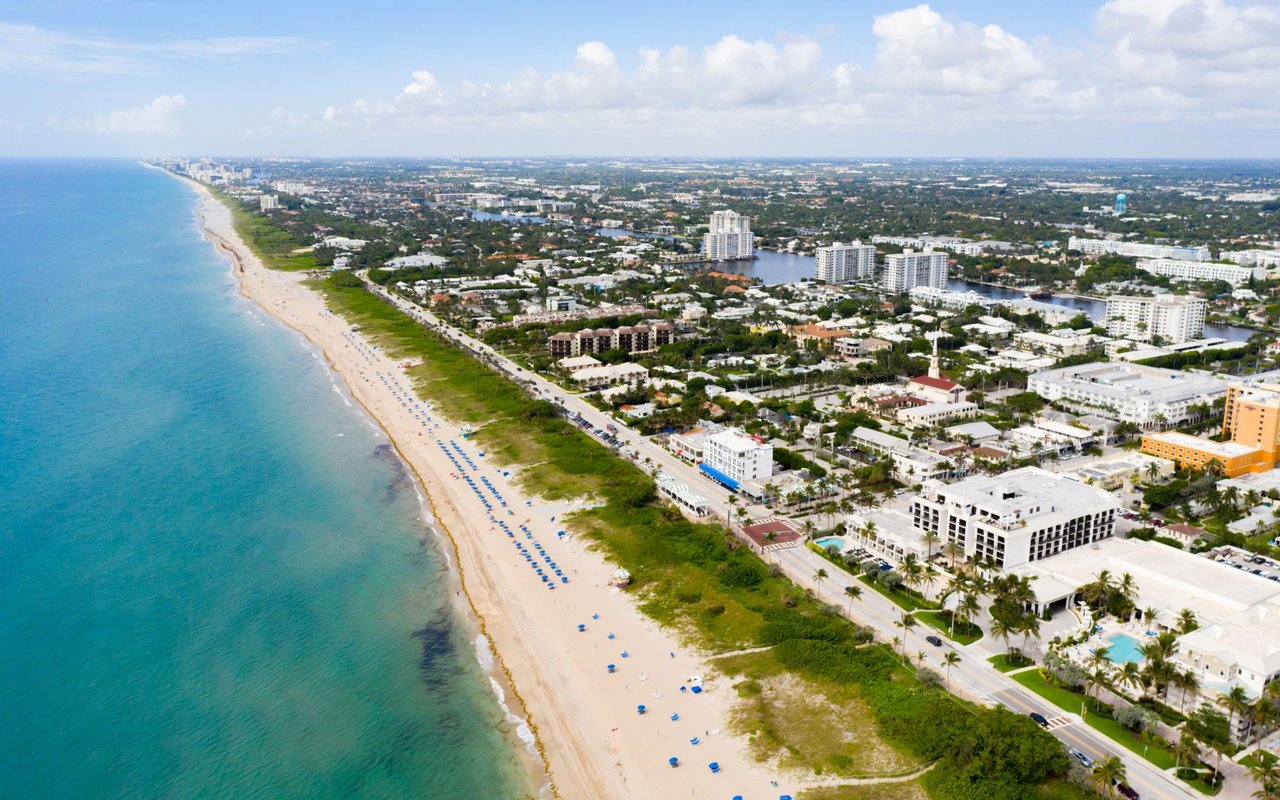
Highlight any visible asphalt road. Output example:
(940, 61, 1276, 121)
(366, 278, 1198, 800)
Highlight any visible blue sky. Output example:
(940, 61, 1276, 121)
(2, 0, 1278, 157)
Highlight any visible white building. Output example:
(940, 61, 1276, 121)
(910, 467, 1119, 569)
(1138, 258, 1265, 287)
(814, 241, 877, 284)
(1027, 362, 1229, 428)
(258, 194, 279, 212)
(1104, 294, 1207, 344)
(897, 401, 979, 430)
(910, 286, 995, 311)
(1068, 237, 1210, 262)
(699, 429, 773, 489)
(882, 248, 948, 293)
(702, 210, 754, 262)
(1220, 249, 1280, 269)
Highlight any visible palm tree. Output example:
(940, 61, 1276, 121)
(1179, 669, 1201, 714)
(1145, 461, 1162, 484)
(813, 567, 828, 588)
(1090, 756, 1126, 799)
(1118, 572, 1137, 603)
(1221, 685, 1252, 740)
(990, 615, 1016, 657)
(843, 583, 862, 612)
(942, 652, 961, 688)
(1018, 615, 1042, 658)
(895, 612, 918, 665)
(942, 540, 964, 569)
(1172, 727, 1200, 772)
(1118, 661, 1143, 699)
(1248, 696, 1276, 750)
(1248, 756, 1280, 800)
(1177, 608, 1198, 634)
(921, 528, 939, 559)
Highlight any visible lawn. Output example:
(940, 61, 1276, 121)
(218, 190, 319, 272)
(988, 653, 1035, 672)
(914, 610, 982, 646)
(856, 575, 936, 612)
(1013, 669, 1187, 772)
(799, 781, 929, 800)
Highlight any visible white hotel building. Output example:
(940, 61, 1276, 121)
(1104, 294, 1207, 344)
(699, 429, 773, 490)
(702, 210, 754, 262)
(910, 467, 1119, 570)
(1067, 236, 1210, 262)
(1220, 249, 1280, 269)
(882, 248, 948, 293)
(814, 241, 876, 284)
(1027, 362, 1229, 428)
(1138, 258, 1266, 287)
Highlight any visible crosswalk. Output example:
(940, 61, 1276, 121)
(1044, 715, 1074, 731)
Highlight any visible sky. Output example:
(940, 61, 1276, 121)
(2, 0, 1279, 158)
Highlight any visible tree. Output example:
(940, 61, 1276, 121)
(843, 583, 862, 612)
(1221, 685, 1252, 740)
(813, 567, 828, 588)
(1189, 705, 1232, 777)
(1090, 756, 1126, 798)
(1172, 728, 1200, 772)
(942, 651, 961, 688)
(894, 611, 918, 665)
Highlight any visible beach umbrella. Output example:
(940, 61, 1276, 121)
(636, 705, 646, 714)
(691, 686, 702, 694)
(577, 624, 585, 632)
(690, 737, 699, 745)
(708, 762, 720, 773)
(670, 713, 679, 721)
(668, 757, 678, 767)
(607, 664, 616, 673)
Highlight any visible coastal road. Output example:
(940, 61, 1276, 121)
(362, 278, 1197, 800)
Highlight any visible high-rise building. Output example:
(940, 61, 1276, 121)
(701, 210, 754, 261)
(814, 241, 876, 283)
(882, 248, 947, 293)
(259, 194, 279, 211)
(1104, 294, 1207, 343)
(1114, 193, 1128, 215)
(1141, 380, 1280, 477)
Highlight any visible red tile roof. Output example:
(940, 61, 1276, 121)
(910, 375, 960, 391)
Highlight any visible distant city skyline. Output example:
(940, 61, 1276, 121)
(3, 0, 1279, 158)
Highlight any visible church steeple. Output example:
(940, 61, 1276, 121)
(928, 331, 941, 380)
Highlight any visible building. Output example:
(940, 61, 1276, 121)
(1141, 380, 1280, 476)
(910, 467, 1119, 570)
(569, 362, 649, 389)
(667, 424, 723, 463)
(702, 210, 754, 262)
(834, 336, 893, 360)
(259, 194, 279, 211)
(908, 374, 968, 404)
(1220, 249, 1280, 269)
(1012, 329, 1101, 358)
(547, 322, 674, 357)
(814, 241, 876, 284)
(1138, 258, 1264, 287)
(1104, 294, 1207, 344)
(897, 401, 979, 430)
(789, 324, 853, 349)
(656, 472, 710, 517)
(909, 286, 995, 311)
(1009, 537, 1280, 704)
(1067, 237, 1210, 262)
(1114, 193, 1128, 215)
(699, 429, 773, 490)
(846, 426, 953, 482)
(1027, 362, 1228, 428)
(882, 248, 948, 293)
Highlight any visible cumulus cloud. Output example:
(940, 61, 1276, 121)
(64, 94, 188, 134)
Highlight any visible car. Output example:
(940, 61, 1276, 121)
(1029, 712, 1049, 727)
(1113, 779, 1139, 799)
(925, 635, 944, 647)
(1071, 751, 1094, 768)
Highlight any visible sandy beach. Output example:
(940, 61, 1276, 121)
(180, 177, 791, 799)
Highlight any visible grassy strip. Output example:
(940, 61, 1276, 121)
(988, 653, 1034, 673)
(914, 610, 983, 646)
(856, 575, 935, 612)
(214, 188, 319, 272)
(309, 273, 1084, 800)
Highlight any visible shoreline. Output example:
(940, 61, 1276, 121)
(170, 172, 789, 798)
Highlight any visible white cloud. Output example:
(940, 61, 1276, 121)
(81, 94, 188, 134)
(870, 4, 1047, 95)
(0, 21, 315, 75)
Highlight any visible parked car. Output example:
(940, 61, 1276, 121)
(1071, 750, 1093, 768)
(1029, 712, 1049, 727)
(925, 635, 944, 647)
(1113, 779, 1139, 799)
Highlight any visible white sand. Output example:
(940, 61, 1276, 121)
(184, 179, 788, 799)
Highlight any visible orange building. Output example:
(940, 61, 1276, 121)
(1140, 382, 1280, 477)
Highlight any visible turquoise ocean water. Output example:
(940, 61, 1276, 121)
(0, 161, 533, 799)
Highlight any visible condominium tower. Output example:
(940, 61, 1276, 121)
(882, 248, 948, 293)
(702, 210, 754, 262)
(1104, 294, 1207, 344)
(814, 241, 876, 283)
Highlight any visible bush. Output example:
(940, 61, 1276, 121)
(878, 570, 902, 590)
(1115, 703, 1158, 731)
(719, 562, 764, 589)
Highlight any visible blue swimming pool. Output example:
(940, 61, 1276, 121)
(815, 536, 847, 551)
(1104, 633, 1146, 664)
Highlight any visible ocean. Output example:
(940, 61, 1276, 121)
(0, 160, 533, 799)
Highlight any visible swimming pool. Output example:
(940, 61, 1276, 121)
(1104, 633, 1145, 664)
(815, 537, 847, 552)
